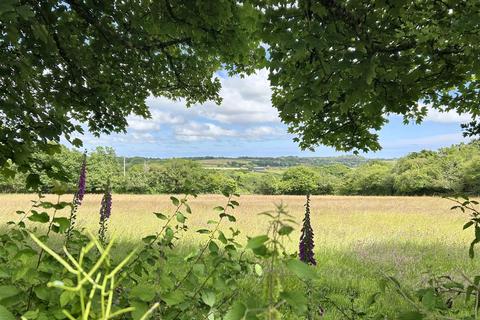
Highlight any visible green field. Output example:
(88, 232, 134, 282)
(1, 194, 478, 318)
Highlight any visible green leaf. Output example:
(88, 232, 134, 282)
(285, 260, 317, 280)
(71, 138, 83, 147)
(201, 290, 216, 307)
(16, 5, 35, 19)
(280, 290, 308, 313)
(28, 212, 49, 223)
(51, 182, 68, 195)
(0, 305, 15, 320)
(278, 225, 294, 236)
(197, 229, 210, 234)
(464, 221, 474, 229)
(252, 245, 268, 257)
(218, 231, 228, 244)
(52, 217, 70, 233)
(142, 235, 156, 243)
(161, 291, 184, 306)
(224, 301, 247, 320)
(176, 212, 186, 223)
(34, 287, 50, 301)
(60, 291, 75, 307)
(209, 241, 219, 254)
(0, 286, 20, 301)
(131, 301, 148, 320)
(153, 212, 168, 220)
(469, 240, 478, 259)
(170, 196, 180, 206)
(22, 309, 39, 319)
(129, 284, 156, 302)
(466, 285, 475, 302)
(246, 235, 269, 249)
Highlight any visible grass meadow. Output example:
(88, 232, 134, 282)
(1, 194, 478, 318)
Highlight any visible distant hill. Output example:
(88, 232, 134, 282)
(120, 155, 393, 170)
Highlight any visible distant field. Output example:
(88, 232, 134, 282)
(1, 194, 478, 317)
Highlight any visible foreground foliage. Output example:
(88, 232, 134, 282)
(0, 190, 320, 319)
(1, 187, 480, 319)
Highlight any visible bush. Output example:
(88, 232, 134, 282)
(340, 161, 394, 195)
(279, 166, 319, 195)
(462, 157, 480, 194)
(154, 159, 208, 194)
(392, 151, 456, 195)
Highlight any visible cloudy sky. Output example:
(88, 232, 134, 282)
(81, 70, 472, 159)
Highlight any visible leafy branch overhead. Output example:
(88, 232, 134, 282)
(262, 0, 480, 152)
(1, 0, 480, 171)
(0, 0, 264, 171)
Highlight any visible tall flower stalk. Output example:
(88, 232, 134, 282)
(299, 194, 318, 320)
(299, 194, 316, 265)
(98, 182, 112, 245)
(65, 152, 87, 243)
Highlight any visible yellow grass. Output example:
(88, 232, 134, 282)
(0, 194, 472, 251)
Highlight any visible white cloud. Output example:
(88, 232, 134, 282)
(130, 132, 157, 143)
(244, 126, 285, 140)
(425, 108, 472, 123)
(127, 110, 184, 132)
(145, 69, 278, 125)
(416, 102, 473, 123)
(195, 69, 278, 124)
(174, 122, 237, 141)
(138, 69, 282, 142)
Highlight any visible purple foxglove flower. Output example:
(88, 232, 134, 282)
(299, 194, 316, 265)
(76, 153, 87, 204)
(98, 183, 112, 245)
(100, 186, 112, 220)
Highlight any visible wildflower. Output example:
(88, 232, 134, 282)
(98, 182, 112, 244)
(76, 153, 87, 205)
(299, 194, 316, 265)
(100, 186, 112, 220)
(66, 152, 87, 243)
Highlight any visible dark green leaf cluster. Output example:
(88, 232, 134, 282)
(0, 0, 264, 173)
(262, 0, 480, 153)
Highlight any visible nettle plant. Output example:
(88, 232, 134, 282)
(0, 156, 321, 320)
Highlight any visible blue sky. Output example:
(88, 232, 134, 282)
(81, 70, 473, 159)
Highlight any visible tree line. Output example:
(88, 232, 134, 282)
(1, 141, 479, 196)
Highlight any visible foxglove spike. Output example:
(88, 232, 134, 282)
(299, 194, 316, 265)
(76, 153, 87, 204)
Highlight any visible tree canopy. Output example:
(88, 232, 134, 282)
(263, 0, 480, 152)
(1, 0, 480, 175)
(0, 0, 263, 173)
(3, 141, 480, 195)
